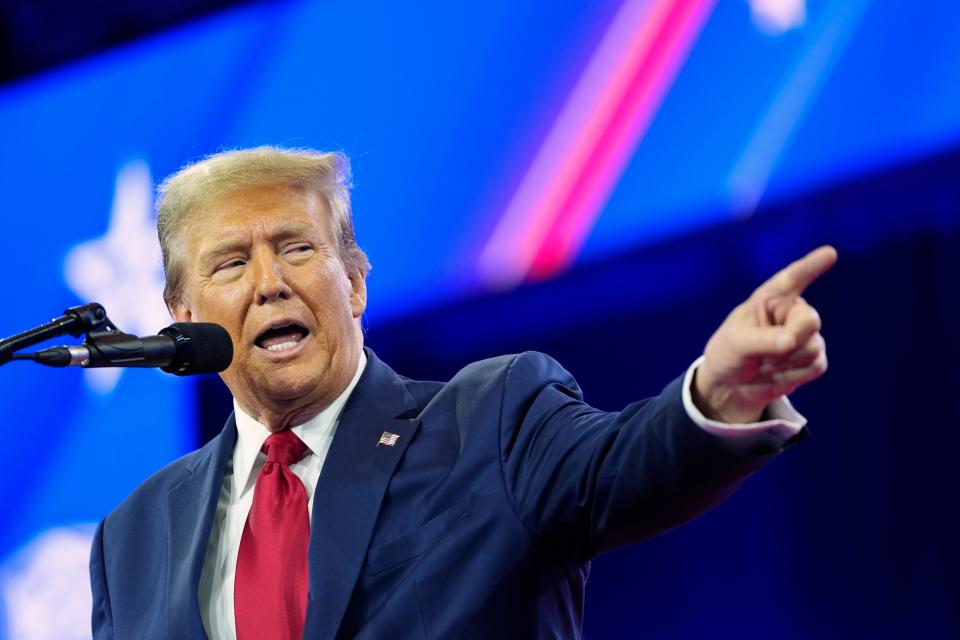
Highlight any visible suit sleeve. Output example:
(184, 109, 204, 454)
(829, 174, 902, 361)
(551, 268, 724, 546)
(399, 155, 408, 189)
(90, 519, 114, 640)
(497, 351, 782, 561)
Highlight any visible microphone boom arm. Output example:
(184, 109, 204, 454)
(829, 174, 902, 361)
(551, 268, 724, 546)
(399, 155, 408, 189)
(0, 303, 117, 366)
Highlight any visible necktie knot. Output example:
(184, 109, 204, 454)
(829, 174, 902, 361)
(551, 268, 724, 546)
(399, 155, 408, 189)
(262, 430, 308, 466)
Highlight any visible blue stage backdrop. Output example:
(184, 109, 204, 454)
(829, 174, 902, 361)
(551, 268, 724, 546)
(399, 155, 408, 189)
(0, 0, 957, 637)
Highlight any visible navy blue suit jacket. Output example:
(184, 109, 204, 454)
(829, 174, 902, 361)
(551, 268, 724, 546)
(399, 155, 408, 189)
(90, 349, 782, 639)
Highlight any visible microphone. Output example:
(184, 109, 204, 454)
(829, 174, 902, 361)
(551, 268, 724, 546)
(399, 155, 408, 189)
(32, 323, 233, 376)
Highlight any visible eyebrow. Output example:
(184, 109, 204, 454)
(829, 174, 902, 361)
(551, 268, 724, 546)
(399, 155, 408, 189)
(198, 221, 320, 264)
(199, 239, 245, 265)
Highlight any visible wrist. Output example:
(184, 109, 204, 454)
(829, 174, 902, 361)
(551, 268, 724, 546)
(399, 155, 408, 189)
(692, 366, 764, 424)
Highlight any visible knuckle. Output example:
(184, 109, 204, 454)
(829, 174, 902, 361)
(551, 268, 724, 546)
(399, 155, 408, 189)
(808, 307, 822, 331)
(814, 353, 828, 375)
(794, 315, 820, 338)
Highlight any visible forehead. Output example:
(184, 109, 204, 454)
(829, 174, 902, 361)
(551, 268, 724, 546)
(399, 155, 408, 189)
(185, 184, 333, 251)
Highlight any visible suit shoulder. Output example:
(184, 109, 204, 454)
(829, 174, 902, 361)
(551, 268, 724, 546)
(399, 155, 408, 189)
(104, 437, 220, 523)
(425, 351, 579, 402)
(459, 351, 579, 392)
(452, 351, 568, 381)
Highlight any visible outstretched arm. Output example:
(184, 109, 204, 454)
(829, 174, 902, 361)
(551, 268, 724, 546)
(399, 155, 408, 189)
(500, 247, 838, 557)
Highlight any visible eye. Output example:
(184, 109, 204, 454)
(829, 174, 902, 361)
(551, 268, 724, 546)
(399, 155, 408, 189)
(217, 258, 246, 271)
(283, 243, 314, 257)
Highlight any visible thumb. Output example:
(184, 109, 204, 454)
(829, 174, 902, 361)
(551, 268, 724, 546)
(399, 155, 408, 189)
(731, 326, 796, 357)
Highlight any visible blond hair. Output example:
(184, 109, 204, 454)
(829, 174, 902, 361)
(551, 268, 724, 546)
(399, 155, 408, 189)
(156, 146, 371, 304)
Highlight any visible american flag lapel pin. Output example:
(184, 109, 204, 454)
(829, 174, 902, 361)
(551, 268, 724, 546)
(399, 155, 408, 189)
(378, 431, 400, 447)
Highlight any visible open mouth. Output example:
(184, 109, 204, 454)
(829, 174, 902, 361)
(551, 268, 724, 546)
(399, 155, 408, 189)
(255, 323, 309, 353)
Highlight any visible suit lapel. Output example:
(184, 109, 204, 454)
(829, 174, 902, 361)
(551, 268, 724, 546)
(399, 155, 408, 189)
(165, 418, 236, 638)
(303, 349, 420, 639)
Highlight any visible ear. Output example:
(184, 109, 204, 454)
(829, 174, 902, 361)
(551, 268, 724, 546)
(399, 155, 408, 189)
(167, 298, 193, 324)
(348, 270, 367, 318)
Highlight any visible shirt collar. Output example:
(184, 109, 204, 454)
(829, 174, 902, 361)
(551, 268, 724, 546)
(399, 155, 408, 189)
(231, 350, 368, 496)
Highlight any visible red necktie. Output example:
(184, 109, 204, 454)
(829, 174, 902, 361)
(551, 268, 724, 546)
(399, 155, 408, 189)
(235, 430, 310, 640)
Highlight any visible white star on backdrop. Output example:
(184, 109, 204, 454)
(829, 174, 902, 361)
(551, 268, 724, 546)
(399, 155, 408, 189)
(749, 0, 806, 35)
(63, 159, 170, 394)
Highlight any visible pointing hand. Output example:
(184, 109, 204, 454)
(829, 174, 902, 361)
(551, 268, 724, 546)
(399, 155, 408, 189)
(692, 246, 838, 423)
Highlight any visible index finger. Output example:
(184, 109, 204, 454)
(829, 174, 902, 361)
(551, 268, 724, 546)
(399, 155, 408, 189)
(757, 245, 838, 298)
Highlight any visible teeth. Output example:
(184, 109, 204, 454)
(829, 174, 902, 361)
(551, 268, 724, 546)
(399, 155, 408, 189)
(266, 341, 299, 353)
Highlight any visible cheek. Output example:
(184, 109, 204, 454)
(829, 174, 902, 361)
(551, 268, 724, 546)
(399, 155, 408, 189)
(298, 264, 351, 305)
(194, 283, 250, 326)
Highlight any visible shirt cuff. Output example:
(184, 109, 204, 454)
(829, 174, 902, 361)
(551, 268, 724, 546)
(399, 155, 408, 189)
(681, 356, 807, 448)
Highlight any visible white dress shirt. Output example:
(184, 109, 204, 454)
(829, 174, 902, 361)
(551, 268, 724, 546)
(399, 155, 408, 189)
(197, 353, 804, 639)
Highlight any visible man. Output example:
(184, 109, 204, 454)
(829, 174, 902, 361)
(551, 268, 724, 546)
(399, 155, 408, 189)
(90, 146, 834, 639)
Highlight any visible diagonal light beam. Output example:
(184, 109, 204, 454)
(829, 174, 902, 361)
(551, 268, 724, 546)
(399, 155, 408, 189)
(479, 0, 716, 288)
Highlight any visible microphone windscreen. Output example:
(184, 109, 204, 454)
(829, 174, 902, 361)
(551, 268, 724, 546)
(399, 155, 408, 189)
(161, 322, 233, 375)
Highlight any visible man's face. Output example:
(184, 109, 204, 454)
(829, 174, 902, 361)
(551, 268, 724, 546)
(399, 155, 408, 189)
(169, 184, 366, 425)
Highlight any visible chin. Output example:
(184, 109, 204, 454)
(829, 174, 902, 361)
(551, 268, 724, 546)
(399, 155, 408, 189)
(258, 367, 323, 402)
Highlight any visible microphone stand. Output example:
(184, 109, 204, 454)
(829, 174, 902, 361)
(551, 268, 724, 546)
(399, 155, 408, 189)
(0, 303, 120, 366)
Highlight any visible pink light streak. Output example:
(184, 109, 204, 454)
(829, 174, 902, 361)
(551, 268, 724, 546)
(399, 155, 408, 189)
(478, 0, 716, 287)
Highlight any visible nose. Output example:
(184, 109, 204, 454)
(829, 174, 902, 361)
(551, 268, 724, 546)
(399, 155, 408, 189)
(251, 248, 293, 304)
